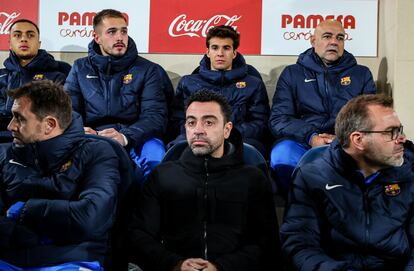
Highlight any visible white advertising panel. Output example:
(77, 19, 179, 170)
(39, 0, 150, 52)
(261, 0, 378, 56)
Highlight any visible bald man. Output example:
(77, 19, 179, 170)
(269, 20, 376, 195)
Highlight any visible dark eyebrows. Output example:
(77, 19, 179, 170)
(186, 115, 218, 120)
(106, 26, 127, 32)
(12, 30, 36, 35)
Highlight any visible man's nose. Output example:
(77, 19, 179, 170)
(193, 122, 205, 134)
(7, 118, 17, 132)
(395, 133, 406, 144)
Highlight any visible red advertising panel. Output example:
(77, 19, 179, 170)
(149, 0, 261, 54)
(0, 0, 39, 50)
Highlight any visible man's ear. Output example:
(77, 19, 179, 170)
(349, 131, 365, 151)
(93, 31, 100, 44)
(44, 116, 58, 135)
(310, 35, 316, 47)
(223, 121, 233, 139)
(232, 49, 237, 59)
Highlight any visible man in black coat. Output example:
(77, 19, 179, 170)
(128, 90, 281, 271)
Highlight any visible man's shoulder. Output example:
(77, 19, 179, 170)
(75, 137, 118, 163)
(72, 56, 89, 67)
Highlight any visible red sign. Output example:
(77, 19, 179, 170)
(0, 0, 39, 51)
(148, 0, 262, 54)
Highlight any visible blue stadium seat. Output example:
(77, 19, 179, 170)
(294, 145, 329, 172)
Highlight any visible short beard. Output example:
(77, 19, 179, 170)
(191, 145, 214, 157)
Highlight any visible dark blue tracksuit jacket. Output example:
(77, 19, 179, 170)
(171, 53, 269, 143)
(0, 113, 120, 267)
(0, 50, 68, 116)
(281, 140, 414, 271)
(269, 48, 376, 145)
(64, 37, 168, 149)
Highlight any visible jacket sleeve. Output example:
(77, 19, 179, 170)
(405, 213, 414, 270)
(0, 217, 39, 249)
(64, 63, 85, 120)
(128, 170, 185, 271)
(169, 77, 187, 139)
(269, 67, 318, 145)
(0, 189, 39, 249)
(362, 67, 377, 94)
(119, 65, 168, 148)
(280, 168, 355, 271)
(212, 171, 282, 271)
(235, 81, 270, 141)
(19, 141, 120, 243)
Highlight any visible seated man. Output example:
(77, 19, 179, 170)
(0, 19, 70, 140)
(64, 9, 170, 177)
(170, 25, 269, 155)
(281, 94, 414, 270)
(0, 80, 119, 271)
(128, 90, 281, 271)
(269, 19, 376, 194)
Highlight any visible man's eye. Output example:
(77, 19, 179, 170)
(205, 121, 213, 126)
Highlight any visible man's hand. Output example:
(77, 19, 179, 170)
(98, 128, 127, 146)
(84, 127, 98, 135)
(310, 133, 336, 147)
(177, 258, 209, 271)
(202, 262, 218, 271)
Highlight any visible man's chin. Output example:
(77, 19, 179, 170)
(191, 146, 211, 156)
(12, 138, 25, 146)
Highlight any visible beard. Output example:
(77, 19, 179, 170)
(365, 140, 404, 169)
(189, 136, 221, 157)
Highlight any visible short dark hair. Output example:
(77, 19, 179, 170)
(8, 80, 72, 130)
(93, 9, 126, 31)
(335, 94, 393, 148)
(185, 90, 232, 123)
(10, 19, 40, 35)
(206, 25, 240, 50)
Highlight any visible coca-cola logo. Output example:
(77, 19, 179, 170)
(0, 12, 21, 35)
(168, 14, 241, 38)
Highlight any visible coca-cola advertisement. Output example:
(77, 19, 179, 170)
(148, 0, 262, 54)
(0, 0, 39, 51)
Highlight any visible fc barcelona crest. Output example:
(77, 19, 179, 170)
(340, 76, 351, 86)
(384, 184, 401, 196)
(33, 74, 44, 81)
(236, 81, 246, 88)
(60, 160, 72, 172)
(123, 74, 133, 84)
